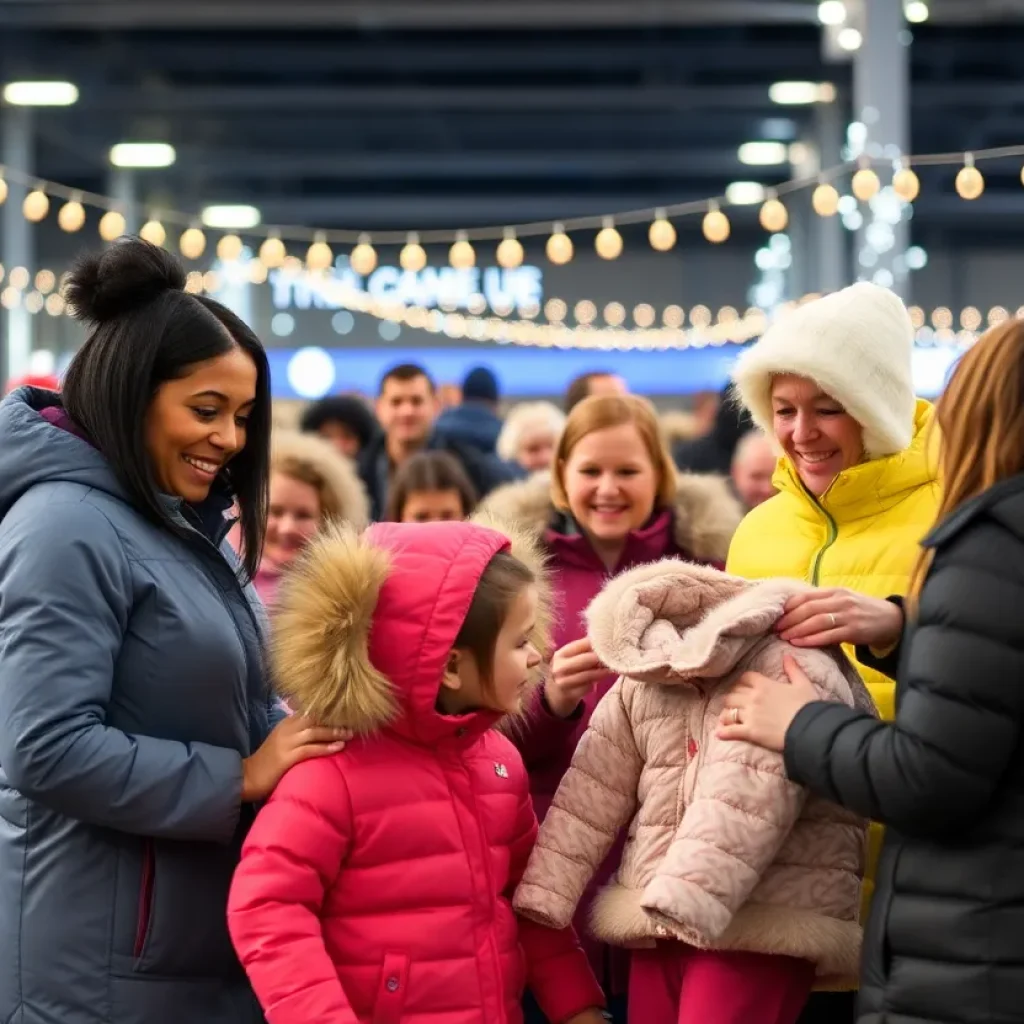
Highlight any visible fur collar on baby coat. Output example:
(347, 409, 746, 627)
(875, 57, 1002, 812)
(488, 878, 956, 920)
(513, 560, 873, 989)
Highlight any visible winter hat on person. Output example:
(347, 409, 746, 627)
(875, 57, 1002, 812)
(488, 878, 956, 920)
(731, 282, 916, 460)
(462, 366, 499, 404)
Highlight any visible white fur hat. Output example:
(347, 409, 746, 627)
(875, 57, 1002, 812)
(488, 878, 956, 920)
(731, 282, 916, 460)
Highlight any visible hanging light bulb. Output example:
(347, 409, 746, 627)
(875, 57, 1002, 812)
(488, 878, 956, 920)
(400, 232, 427, 272)
(759, 194, 789, 232)
(892, 165, 920, 202)
(956, 154, 985, 200)
(546, 224, 573, 265)
(594, 218, 623, 260)
(350, 234, 377, 275)
(702, 203, 730, 244)
(216, 234, 244, 262)
(306, 233, 333, 271)
(57, 198, 86, 233)
(496, 229, 524, 269)
(449, 231, 476, 269)
(139, 218, 167, 247)
(0, 174, 7, 206)
(179, 226, 207, 260)
(812, 182, 840, 216)
(259, 234, 286, 268)
(648, 210, 677, 252)
(22, 189, 49, 223)
(98, 210, 126, 241)
(852, 166, 881, 201)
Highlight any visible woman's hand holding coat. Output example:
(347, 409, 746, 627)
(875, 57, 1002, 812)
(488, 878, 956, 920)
(717, 655, 820, 752)
(775, 588, 904, 651)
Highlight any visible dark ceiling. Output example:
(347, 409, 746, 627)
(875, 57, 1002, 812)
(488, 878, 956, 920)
(3, 0, 1024, 242)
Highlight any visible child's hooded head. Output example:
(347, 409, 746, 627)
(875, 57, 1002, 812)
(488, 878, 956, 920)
(271, 519, 549, 742)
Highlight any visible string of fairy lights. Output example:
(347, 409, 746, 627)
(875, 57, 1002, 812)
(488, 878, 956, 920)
(0, 254, 1011, 353)
(0, 143, 1022, 349)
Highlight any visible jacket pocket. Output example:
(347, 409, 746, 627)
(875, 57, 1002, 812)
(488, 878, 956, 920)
(371, 952, 410, 1024)
(132, 837, 243, 978)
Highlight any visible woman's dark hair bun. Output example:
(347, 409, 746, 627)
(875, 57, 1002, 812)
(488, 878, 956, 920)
(64, 236, 187, 324)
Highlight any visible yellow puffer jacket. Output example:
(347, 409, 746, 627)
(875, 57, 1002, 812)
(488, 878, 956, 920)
(726, 398, 941, 930)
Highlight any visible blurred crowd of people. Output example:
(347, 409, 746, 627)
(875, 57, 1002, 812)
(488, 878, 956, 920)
(0, 237, 1019, 1024)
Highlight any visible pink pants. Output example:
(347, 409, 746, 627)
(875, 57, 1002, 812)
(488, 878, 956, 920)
(629, 942, 815, 1024)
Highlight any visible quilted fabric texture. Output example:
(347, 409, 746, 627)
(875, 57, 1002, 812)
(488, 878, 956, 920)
(228, 521, 602, 1024)
(514, 560, 870, 989)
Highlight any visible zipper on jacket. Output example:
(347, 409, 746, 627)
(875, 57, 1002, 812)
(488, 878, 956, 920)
(809, 504, 839, 586)
(134, 838, 156, 959)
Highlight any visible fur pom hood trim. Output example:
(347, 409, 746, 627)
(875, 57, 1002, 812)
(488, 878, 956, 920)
(272, 518, 554, 736)
(477, 470, 742, 565)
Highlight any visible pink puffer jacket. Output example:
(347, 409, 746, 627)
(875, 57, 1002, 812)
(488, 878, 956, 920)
(228, 521, 603, 1024)
(514, 560, 873, 989)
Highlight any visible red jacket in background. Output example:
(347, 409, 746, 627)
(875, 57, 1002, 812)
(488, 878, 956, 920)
(479, 473, 742, 988)
(227, 520, 603, 1024)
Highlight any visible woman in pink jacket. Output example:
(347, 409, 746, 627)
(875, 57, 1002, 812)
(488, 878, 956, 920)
(479, 394, 743, 1018)
(227, 518, 605, 1024)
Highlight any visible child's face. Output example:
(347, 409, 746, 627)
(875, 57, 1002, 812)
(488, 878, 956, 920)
(264, 471, 322, 569)
(440, 585, 542, 717)
(401, 489, 465, 523)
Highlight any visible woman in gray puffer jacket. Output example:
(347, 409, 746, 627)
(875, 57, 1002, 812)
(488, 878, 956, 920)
(0, 238, 347, 1024)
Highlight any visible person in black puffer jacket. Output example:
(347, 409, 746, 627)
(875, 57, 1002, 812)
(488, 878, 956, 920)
(717, 316, 1024, 1024)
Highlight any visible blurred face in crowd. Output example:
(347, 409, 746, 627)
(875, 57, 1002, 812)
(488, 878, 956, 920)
(518, 430, 557, 473)
(317, 420, 361, 459)
(562, 423, 659, 556)
(731, 433, 778, 509)
(264, 471, 321, 569)
(145, 346, 256, 503)
(587, 374, 628, 400)
(400, 489, 466, 524)
(377, 374, 437, 452)
(771, 374, 864, 497)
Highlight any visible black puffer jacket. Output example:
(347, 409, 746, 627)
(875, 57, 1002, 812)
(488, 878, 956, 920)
(783, 473, 1024, 1024)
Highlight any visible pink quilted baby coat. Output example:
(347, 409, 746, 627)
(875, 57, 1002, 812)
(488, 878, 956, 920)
(513, 560, 873, 988)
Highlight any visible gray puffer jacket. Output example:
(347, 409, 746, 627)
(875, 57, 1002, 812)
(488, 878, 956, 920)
(0, 388, 277, 1024)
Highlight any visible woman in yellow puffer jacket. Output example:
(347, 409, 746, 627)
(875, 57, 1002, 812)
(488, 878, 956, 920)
(725, 282, 940, 1024)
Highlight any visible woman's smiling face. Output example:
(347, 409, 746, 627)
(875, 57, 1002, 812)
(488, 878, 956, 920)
(770, 374, 864, 496)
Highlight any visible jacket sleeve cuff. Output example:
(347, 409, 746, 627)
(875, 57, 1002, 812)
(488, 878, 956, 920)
(513, 690, 584, 765)
(854, 595, 905, 680)
(783, 700, 867, 796)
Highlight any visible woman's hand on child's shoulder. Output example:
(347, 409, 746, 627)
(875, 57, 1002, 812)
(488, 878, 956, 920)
(241, 715, 352, 803)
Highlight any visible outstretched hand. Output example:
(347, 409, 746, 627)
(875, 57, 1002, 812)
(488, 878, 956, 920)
(717, 655, 819, 752)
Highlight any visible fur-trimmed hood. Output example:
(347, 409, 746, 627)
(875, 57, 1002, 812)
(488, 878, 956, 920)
(477, 469, 742, 565)
(271, 519, 551, 742)
(586, 560, 873, 713)
(271, 429, 370, 531)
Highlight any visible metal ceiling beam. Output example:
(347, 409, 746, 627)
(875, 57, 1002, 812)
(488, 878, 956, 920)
(7, 40, 821, 77)
(0, 0, 820, 29)
(39, 149, 765, 180)
(4, 0, 1023, 28)
(66, 85, 778, 113)
(41, 82, 1024, 116)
